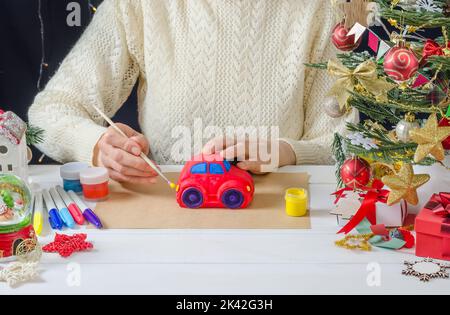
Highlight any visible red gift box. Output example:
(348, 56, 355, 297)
(415, 193, 450, 261)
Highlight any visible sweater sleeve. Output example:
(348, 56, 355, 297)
(280, 4, 359, 165)
(28, 0, 140, 164)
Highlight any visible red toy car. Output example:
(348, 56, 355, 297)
(176, 155, 254, 209)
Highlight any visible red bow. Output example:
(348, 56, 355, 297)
(423, 40, 450, 60)
(426, 193, 450, 217)
(336, 180, 390, 234)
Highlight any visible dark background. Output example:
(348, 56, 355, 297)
(0, 0, 139, 164)
(0, 0, 438, 164)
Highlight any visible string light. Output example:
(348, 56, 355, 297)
(36, 1, 97, 92)
(35, 1, 96, 163)
(36, 0, 46, 91)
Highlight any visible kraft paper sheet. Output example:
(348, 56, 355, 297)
(93, 172, 311, 229)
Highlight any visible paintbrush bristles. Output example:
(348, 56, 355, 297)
(92, 105, 176, 189)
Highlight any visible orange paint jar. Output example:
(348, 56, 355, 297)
(80, 167, 110, 202)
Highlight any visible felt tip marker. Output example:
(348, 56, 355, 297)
(49, 187, 75, 228)
(43, 189, 64, 230)
(68, 190, 103, 229)
(56, 185, 85, 225)
(33, 191, 44, 236)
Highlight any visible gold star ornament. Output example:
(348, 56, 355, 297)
(382, 163, 430, 206)
(409, 114, 450, 163)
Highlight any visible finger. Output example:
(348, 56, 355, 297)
(238, 161, 270, 175)
(104, 125, 149, 156)
(129, 134, 150, 155)
(102, 155, 157, 178)
(101, 131, 128, 149)
(109, 169, 158, 184)
(108, 147, 158, 174)
(220, 142, 247, 161)
(105, 133, 145, 157)
(203, 136, 235, 154)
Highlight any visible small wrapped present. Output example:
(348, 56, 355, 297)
(331, 180, 408, 233)
(331, 191, 408, 228)
(415, 193, 450, 261)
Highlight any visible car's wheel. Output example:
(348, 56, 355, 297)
(181, 188, 204, 209)
(221, 189, 244, 209)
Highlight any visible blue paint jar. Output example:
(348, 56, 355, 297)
(60, 162, 89, 194)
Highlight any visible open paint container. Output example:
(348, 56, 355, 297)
(285, 188, 308, 217)
(60, 162, 89, 194)
(80, 167, 110, 202)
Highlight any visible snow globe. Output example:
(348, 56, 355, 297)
(0, 174, 37, 261)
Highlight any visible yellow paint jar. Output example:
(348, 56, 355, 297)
(285, 188, 308, 217)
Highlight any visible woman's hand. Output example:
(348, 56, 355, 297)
(93, 123, 158, 184)
(202, 137, 296, 174)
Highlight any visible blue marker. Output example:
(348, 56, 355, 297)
(43, 189, 64, 230)
(49, 187, 75, 228)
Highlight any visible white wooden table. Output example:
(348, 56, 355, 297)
(1, 165, 448, 295)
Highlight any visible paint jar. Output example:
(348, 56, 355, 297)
(285, 188, 308, 217)
(60, 162, 89, 194)
(80, 167, 110, 202)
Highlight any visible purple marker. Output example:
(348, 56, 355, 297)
(68, 190, 103, 229)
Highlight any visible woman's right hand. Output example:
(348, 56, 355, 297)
(93, 123, 158, 184)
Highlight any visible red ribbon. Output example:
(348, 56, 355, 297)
(426, 193, 450, 217)
(422, 39, 450, 60)
(336, 180, 390, 234)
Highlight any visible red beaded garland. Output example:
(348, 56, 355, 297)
(340, 157, 372, 190)
(383, 45, 419, 82)
(331, 23, 361, 52)
(43, 233, 93, 258)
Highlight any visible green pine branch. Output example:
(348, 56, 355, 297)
(332, 133, 346, 188)
(305, 52, 376, 71)
(349, 91, 441, 125)
(345, 122, 437, 166)
(378, 0, 450, 29)
(26, 125, 44, 146)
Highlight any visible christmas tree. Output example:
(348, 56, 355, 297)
(310, 0, 450, 211)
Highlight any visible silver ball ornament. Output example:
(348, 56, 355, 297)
(396, 118, 420, 143)
(324, 98, 345, 118)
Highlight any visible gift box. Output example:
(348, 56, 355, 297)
(415, 193, 450, 261)
(331, 191, 408, 228)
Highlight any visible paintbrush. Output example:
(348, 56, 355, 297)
(92, 105, 176, 190)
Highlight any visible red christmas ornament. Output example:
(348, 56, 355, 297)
(43, 233, 93, 258)
(383, 44, 419, 82)
(340, 157, 371, 189)
(331, 23, 361, 52)
(439, 116, 450, 150)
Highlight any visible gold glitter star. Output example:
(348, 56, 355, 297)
(410, 114, 450, 163)
(382, 163, 430, 206)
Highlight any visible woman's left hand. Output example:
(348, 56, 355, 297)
(202, 137, 296, 174)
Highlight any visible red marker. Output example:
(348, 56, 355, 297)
(56, 185, 85, 225)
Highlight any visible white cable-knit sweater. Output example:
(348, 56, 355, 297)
(29, 0, 358, 165)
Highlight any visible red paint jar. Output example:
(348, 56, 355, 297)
(80, 167, 110, 202)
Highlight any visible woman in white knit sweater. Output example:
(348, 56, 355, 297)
(29, 0, 358, 184)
